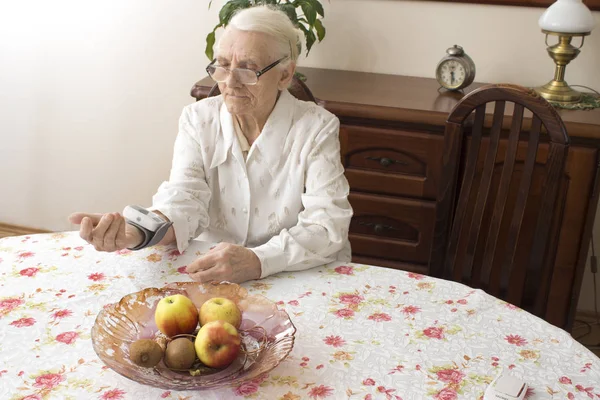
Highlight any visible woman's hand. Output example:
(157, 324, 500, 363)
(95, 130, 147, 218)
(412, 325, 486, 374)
(68, 212, 144, 252)
(186, 243, 262, 284)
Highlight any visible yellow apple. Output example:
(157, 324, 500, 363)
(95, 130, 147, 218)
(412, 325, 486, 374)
(154, 294, 199, 337)
(194, 320, 241, 368)
(199, 297, 242, 328)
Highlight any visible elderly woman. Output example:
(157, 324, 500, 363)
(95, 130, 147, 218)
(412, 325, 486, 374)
(69, 6, 352, 284)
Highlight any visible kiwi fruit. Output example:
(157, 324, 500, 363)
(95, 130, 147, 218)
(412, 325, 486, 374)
(129, 339, 164, 368)
(164, 337, 196, 370)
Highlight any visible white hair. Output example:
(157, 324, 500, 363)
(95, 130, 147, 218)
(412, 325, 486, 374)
(220, 5, 301, 66)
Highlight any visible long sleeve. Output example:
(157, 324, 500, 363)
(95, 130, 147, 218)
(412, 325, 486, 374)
(251, 116, 352, 278)
(151, 107, 211, 254)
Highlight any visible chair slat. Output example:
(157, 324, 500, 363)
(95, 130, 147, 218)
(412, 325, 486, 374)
(479, 103, 524, 291)
(443, 105, 486, 279)
(429, 122, 463, 278)
(499, 116, 542, 300)
(461, 101, 505, 282)
(529, 143, 568, 315)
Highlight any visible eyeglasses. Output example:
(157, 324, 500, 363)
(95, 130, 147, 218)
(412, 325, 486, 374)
(206, 56, 289, 85)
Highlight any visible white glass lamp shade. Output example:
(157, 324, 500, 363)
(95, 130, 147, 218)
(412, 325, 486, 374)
(539, 0, 596, 33)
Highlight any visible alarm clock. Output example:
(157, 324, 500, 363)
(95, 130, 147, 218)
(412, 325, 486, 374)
(435, 45, 476, 91)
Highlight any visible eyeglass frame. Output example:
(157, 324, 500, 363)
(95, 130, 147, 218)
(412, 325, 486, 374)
(206, 56, 290, 85)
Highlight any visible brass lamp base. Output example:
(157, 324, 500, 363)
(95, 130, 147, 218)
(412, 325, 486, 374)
(535, 30, 590, 105)
(536, 80, 582, 103)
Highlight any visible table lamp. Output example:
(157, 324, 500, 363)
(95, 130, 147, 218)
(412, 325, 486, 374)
(536, 0, 596, 104)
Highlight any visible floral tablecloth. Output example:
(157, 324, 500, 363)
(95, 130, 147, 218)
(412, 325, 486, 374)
(1, 232, 599, 400)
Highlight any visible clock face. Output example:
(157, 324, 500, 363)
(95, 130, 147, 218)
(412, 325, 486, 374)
(438, 60, 466, 89)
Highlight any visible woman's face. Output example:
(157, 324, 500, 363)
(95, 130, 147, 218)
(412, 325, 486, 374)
(216, 29, 294, 117)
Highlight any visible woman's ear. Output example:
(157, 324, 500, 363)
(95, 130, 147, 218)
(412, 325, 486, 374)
(278, 62, 296, 90)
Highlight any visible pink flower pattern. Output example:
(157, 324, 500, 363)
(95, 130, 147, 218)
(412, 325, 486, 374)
(505, 334, 528, 346)
(33, 373, 64, 389)
(52, 309, 73, 320)
(559, 376, 572, 385)
(334, 265, 354, 275)
(402, 305, 421, 315)
(436, 369, 464, 384)
(10, 317, 36, 327)
(101, 388, 126, 399)
(334, 308, 355, 318)
(88, 272, 105, 281)
(323, 335, 346, 347)
(56, 331, 78, 344)
(19, 267, 40, 277)
(308, 385, 334, 399)
(423, 327, 445, 340)
(339, 294, 364, 305)
(0, 298, 24, 311)
(234, 381, 259, 396)
(368, 313, 392, 322)
(177, 266, 189, 274)
(434, 388, 457, 400)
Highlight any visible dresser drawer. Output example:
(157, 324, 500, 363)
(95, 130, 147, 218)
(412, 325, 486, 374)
(348, 192, 435, 266)
(340, 125, 444, 200)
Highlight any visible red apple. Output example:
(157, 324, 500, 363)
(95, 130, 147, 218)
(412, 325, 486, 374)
(154, 294, 199, 337)
(199, 297, 242, 328)
(194, 320, 241, 368)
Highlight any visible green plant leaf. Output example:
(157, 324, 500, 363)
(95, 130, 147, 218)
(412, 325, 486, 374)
(298, 0, 316, 25)
(205, 30, 217, 60)
(278, 3, 298, 25)
(298, 23, 316, 55)
(314, 18, 325, 41)
(308, 0, 324, 17)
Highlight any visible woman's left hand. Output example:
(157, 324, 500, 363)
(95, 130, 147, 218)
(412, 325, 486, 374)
(185, 243, 262, 284)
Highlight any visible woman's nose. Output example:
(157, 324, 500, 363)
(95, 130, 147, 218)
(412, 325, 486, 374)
(225, 71, 242, 88)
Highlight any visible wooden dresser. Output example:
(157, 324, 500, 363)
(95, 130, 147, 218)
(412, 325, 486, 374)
(191, 67, 600, 328)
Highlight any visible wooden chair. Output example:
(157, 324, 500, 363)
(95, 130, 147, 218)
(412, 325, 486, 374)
(190, 75, 318, 104)
(429, 84, 571, 326)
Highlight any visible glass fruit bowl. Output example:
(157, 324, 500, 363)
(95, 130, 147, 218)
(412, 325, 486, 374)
(91, 281, 296, 390)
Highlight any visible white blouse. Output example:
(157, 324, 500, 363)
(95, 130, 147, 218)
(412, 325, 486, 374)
(151, 90, 352, 278)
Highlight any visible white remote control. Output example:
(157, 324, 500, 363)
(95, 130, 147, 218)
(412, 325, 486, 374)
(484, 373, 528, 400)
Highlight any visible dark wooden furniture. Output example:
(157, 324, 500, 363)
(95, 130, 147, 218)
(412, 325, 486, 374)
(430, 83, 571, 324)
(190, 67, 600, 330)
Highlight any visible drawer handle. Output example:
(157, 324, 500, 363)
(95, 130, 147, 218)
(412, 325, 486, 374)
(358, 221, 397, 234)
(365, 156, 407, 167)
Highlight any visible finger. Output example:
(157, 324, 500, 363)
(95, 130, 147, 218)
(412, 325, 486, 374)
(80, 217, 94, 243)
(69, 212, 103, 226)
(186, 253, 218, 274)
(209, 242, 227, 252)
(190, 265, 225, 283)
(103, 213, 121, 251)
(115, 214, 128, 249)
(92, 214, 114, 250)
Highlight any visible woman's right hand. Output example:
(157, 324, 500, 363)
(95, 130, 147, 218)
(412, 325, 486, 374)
(68, 212, 144, 252)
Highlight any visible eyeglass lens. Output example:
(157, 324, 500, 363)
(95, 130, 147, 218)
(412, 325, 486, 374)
(208, 66, 258, 85)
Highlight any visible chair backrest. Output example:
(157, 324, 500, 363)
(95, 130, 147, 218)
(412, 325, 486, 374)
(202, 75, 318, 104)
(429, 84, 570, 321)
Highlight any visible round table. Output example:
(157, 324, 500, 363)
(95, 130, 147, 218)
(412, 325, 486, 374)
(1, 232, 599, 399)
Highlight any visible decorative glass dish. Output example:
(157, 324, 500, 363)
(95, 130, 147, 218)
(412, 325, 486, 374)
(91, 281, 296, 390)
